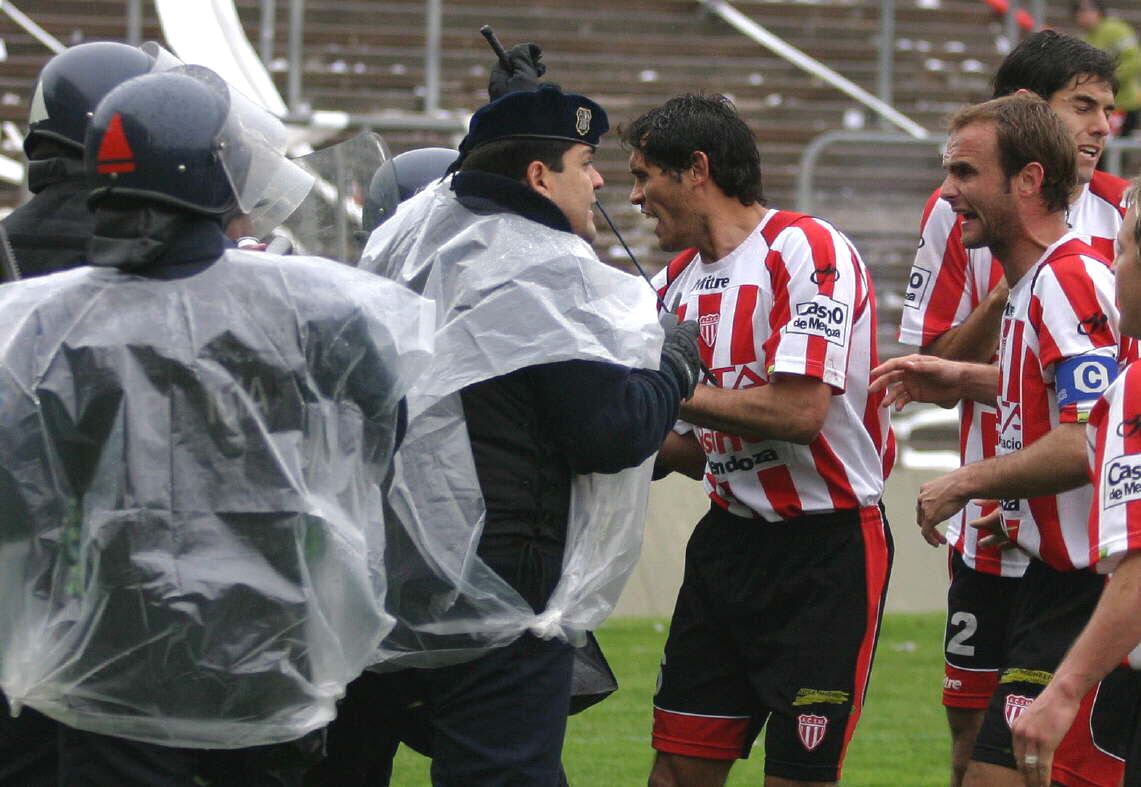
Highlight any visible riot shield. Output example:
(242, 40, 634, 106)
(281, 131, 390, 263)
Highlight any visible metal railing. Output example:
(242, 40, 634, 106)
(796, 132, 1141, 214)
(697, 0, 929, 139)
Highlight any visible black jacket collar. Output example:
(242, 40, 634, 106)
(88, 205, 230, 275)
(26, 155, 86, 194)
(451, 171, 573, 234)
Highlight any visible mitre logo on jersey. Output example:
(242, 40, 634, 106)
(903, 266, 932, 309)
(797, 714, 828, 751)
(810, 265, 839, 285)
(699, 313, 720, 347)
(1078, 311, 1109, 336)
(1118, 414, 1141, 439)
(1004, 694, 1033, 729)
(790, 296, 848, 346)
(1103, 453, 1141, 508)
(692, 273, 730, 291)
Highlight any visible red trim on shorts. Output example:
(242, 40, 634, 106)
(1050, 683, 1125, 787)
(836, 506, 891, 776)
(941, 663, 997, 709)
(651, 707, 750, 761)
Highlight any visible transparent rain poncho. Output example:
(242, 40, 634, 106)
(0, 249, 434, 747)
(359, 178, 663, 667)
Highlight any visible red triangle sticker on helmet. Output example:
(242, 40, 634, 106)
(96, 112, 135, 174)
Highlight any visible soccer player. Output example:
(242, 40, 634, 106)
(874, 94, 1132, 787)
(1011, 180, 1141, 787)
(896, 29, 1127, 785)
(626, 94, 893, 787)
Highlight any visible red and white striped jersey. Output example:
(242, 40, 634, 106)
(1086, 362, 1141, 574)
(996, 234, 1130, 572)
(652, 209, 894, 521)
(898, 171, 1129, 576)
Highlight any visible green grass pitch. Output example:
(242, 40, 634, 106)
(390, 612, 948, 785)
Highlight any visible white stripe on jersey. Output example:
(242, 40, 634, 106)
(898, 174, 1128, 575)
(996, 233, 1124, 572)
(1087, 362, 1141, 575)
(651, 209, 890, 521)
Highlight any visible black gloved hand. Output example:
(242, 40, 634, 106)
(658, 314, 701, 400)
(488, 42, 546, 100)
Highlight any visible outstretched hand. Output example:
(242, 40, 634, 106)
(869, 354, 964, 411)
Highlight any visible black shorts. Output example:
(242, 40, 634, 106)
(652, 504, 892, 783)
(972, 559, 1127, 786)
(943, 550, 1022, 709)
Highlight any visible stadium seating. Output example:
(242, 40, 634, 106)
(2, 0, 1137, 355)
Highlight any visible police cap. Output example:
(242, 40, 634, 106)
(458, 84, 609, 160)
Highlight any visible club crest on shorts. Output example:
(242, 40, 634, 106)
(1004, 694, 1033, 729)
(698, 313, 720, 347)
(796, 713, 828, 751)
(575, 107, 592, 136)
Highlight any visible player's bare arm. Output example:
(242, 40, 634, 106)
(869, 354, 998, 411)
(922, 277, 1009, 363)
(914, 423, 1088, 545)
(1012, 550, 1141, 787)
(679, 374, 831, 445)
(655, 430, 706, 480)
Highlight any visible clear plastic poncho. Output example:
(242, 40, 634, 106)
(359, 178, 662, 668)
(0, 249, 434, 748)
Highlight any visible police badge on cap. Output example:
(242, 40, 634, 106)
(457, 84, 609, 161)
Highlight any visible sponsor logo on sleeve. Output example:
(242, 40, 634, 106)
(789, 295, 848, 346)
(903, 266, 932, 310)
(1077, 312, 1109, 336)
(1103, 453, 1141, 508)
(796, 714, 829, 751)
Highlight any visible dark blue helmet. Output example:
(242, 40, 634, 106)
(363, 147, 457, 232)
(25, 41, 157, 158)
(85, 66, 312, 229)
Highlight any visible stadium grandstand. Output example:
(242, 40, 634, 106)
(0, 0, 1139, 357)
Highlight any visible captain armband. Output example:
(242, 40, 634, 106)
(1055, 354, 1118, 422)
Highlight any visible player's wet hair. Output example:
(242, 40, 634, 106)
(459, 138, 575, 180)
(992, 30, 1117, 100)
(949, 94, 1077, 214)
(620, 94, 764, 207)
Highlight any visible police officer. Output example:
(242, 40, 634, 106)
(0, 65, 433, 786)
(0, 41, 162, 281)
(311, 78, 702, 783)
(0, 40, 166, 787)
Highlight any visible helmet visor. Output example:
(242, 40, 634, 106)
(175, 65, 314, 233)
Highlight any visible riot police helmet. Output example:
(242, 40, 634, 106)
(25, 41, 158, 159)
(362, 147, 457, 232)
(85, 65, 313, 232)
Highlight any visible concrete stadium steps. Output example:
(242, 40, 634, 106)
(0, 0, 1066, 336)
